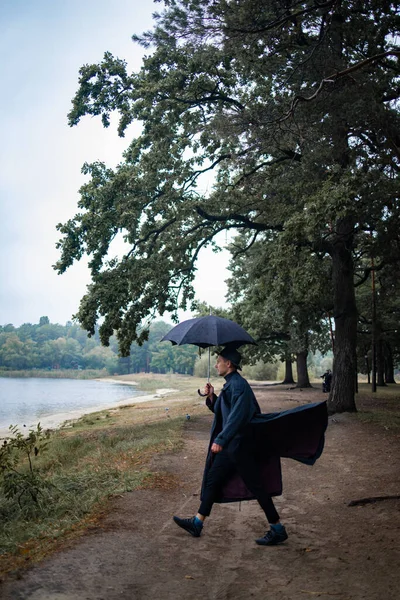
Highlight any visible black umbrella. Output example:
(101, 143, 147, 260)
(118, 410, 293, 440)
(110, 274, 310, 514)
(161, 315, 256, 386)
(161, 315, 256, 349)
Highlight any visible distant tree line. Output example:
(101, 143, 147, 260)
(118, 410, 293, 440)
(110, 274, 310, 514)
(0, 317, 198, 375)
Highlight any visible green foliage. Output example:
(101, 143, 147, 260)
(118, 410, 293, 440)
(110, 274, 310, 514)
(241, 360, 279, 382)
(193, 352, 212, 378)
(0, 417, 184, 556)
(227, 233, 333, 363)
(307, 351, 333, 380)
(355, 261, 400, 381)
(54, 1, 399, 410)
(56, 2, 399, 348)
(0, 318, 198, 375)
(0, 424, 50, 509)
(0, 369, 108, 379)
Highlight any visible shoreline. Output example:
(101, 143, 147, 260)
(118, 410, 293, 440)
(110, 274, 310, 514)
(0, 388, 177, 440)
(94, 378, 139, 386)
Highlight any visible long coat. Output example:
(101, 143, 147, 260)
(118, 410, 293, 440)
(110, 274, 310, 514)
(201, 371, 328, 504)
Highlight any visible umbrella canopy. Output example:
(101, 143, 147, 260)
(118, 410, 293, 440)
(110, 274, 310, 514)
(160, 315, 256, 349)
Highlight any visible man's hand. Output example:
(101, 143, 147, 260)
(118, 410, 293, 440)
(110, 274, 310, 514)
(204, 382, 215, 398)
(211, 442, 223, 453)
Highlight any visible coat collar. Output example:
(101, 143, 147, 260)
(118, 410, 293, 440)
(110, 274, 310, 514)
(222, 371, 239, 390)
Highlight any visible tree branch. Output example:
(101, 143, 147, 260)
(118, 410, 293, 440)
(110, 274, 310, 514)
(196, 206, 283, 232)
(158, 92, 245, 111)
(224, 1, 336, 36)
(125, 217, 177, 258)
(279, 51, 400, 125)
(231, 231, 259, 259)
(354, 261, 387, 288)
(229, 152, 301, 189)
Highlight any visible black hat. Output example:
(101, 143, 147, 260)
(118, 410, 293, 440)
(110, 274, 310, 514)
(218, 347, 242, 370)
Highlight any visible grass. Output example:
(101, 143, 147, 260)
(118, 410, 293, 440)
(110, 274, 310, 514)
(355, 382, 400, 430)
(0, 369, 108, 379)
(356, 410, 400, 429)
(0, 417, 185, 561)
(0, 373, 210, 574)
(107, 371, 206, 392)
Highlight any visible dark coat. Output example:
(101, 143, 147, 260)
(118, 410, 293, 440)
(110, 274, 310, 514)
(201, 371, 328, 504)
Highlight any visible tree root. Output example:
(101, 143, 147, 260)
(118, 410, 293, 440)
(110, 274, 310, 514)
(348, 495, 400, 507)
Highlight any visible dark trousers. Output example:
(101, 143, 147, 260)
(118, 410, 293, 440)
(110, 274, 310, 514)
(198, 449, 280, 523)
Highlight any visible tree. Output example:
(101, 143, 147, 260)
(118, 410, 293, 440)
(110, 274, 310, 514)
(83, 345, 116, 370)
(0, 318, 194, 373)
(0, 334, 33, 369)
(227, 233, 332, 387)
(356, 261, 400, 386)
(55, 1, 400, 412)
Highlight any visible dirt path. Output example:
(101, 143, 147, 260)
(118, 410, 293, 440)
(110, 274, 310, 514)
(1, 387, 399, 600)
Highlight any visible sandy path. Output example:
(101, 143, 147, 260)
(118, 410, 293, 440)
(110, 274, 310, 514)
(1, 387, 399, 600)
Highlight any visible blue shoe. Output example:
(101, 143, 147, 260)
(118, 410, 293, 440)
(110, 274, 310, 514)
(173, 516, 202, 537)
(255, 526, 288, 546)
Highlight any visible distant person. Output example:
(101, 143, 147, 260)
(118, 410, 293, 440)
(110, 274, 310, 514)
(173, 346, 328, 546)
(320, 369, 332, 393)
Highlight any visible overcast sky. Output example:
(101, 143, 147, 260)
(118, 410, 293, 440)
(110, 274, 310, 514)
(0, 0, 231, 328)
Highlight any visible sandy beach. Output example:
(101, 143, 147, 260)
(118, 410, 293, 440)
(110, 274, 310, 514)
(0, 387, 177, 440)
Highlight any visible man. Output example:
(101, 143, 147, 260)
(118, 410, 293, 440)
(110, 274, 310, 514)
(320, 369, 333, 393)
(173, 347, 285, 545)
(173, 346, 328, 545)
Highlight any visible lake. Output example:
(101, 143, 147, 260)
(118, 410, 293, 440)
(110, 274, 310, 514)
(0, 377, 146, 434)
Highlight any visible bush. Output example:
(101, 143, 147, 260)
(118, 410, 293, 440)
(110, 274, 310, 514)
(195, 353, 279, 381)
(0, 424, 50, 510)
(193, 352, 214, 378)
(241, 360, 279, 381)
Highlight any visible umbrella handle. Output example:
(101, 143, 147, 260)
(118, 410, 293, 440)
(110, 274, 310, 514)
(197, 389, 208, 397)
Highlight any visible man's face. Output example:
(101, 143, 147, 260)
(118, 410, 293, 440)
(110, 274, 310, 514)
(215, 355, 232, 377)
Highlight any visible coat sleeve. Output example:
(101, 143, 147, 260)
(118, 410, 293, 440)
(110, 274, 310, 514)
(213, 382, 255, 447)
(206, 393, 218, 413)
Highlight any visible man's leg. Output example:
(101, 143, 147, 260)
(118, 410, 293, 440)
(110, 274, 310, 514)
(235, 450, 288, 546)
(235, 455, 280, 522)
(173, 450, 236, 537)
(198, 450, 236, 516)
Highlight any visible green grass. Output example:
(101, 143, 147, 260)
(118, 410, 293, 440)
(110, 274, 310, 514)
(0, 372, 209, 568)
(356, 410, 400, 430)
(0, 416, 184, 560)
(0, 369, 108, 379)
(355, 382, 400, 430)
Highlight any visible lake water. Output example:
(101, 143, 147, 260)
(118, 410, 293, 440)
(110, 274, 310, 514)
(0, 377, 146, 434)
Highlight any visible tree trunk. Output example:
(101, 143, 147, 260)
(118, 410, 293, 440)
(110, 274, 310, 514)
(364, 350, 371, 384)
(282, 355, 295, 384)
(296, 350, 311, 388)
(384, 342, 396, 384)
(355, 357, 358, 394)
(328, 218, 357, 413)
(376, 338, 386, 386)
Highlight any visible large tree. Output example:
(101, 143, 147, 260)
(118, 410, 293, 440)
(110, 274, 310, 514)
(227, 232, 333, 387)
(55, 1, 400, 412)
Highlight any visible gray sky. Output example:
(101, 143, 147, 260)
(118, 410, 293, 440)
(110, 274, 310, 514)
(0, 0, 230, 328)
